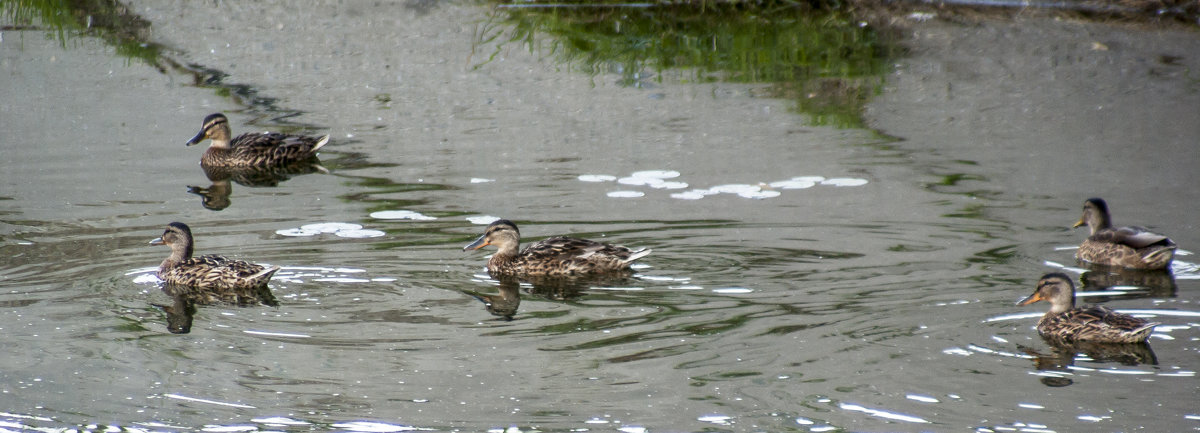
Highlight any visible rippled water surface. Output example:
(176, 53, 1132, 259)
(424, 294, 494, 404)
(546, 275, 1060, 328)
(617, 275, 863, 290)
(3, 1, 1200, 432)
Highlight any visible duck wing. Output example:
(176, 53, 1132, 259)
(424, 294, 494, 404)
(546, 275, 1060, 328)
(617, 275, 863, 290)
(1094, 226, 1173, 249)
(1043, 305, 1159, 343)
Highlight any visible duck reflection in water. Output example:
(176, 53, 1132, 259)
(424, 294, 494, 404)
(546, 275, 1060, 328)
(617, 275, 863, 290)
(151, 288, 198, 334)
(187, 159, 328, 211)
(465, 277, 522, 321)
(1019, 340, 1158, 387)
(1079, 267, 1177, 300)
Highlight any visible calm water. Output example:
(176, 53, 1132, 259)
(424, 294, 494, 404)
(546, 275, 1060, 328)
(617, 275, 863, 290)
(3, 1, 1200, 432)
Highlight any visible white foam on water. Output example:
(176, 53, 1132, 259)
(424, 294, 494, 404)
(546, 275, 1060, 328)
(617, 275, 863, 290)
(630, 170, 681, 179)
(618, 176, 663, 186)
(738, 190, 781, 199)
(650, 181, 689, 189)
(467, 215, 501, 225)
(578, 174, 617, 182)
(670, 190, 710, 200)
(276, 228, 321, 237)
(708, 184, 760, 194)
(470, 178, 494, 183)
(607, 191, 645, 198)
(300, 222, 362, 233)
(334, 229, 386, 238)
(769, 179, 817, 189)
(370, 210, 437, 220)
(821, 177, 869, 187)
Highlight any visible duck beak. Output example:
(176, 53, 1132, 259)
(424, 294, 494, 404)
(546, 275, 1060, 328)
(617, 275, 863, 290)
(463, 234, 490, 251)
(186, 129, 206, 146)
(1016, 292, 1044, 306)
(1071, 218, 1085, 229)
(149, 237, 164, 246)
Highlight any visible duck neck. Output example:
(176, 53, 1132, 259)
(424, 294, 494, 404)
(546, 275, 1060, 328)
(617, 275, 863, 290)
(160, 243, 193, 272)
(208, 138, 232, 149)
(488, 248, 519, 269)
(1046, 296, 1075, 316)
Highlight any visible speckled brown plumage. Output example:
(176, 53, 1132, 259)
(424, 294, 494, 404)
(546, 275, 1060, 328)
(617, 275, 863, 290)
(463, 219, 651, 277)
(186, 113, 328, 167)
(1018, 273, 1158, 343)
(1073, 198, 1176, 270)
(151, 222, 279, 306)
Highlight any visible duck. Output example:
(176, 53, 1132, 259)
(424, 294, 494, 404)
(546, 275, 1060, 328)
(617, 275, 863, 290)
(150, 222, 279, 306)
(1017, 272, 1158, 343)
(1072, 197, 1176, 270)
(186, 113, 329, 167)
(463, 219, 651, 277)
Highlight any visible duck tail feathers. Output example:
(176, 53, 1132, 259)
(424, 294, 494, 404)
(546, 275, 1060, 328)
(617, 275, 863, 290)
(624, 248, 652, 263)
(311, 135, 331, 152)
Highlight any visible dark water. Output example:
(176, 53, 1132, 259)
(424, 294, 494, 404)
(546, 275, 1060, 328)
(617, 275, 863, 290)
(3, 1, 1200, 432)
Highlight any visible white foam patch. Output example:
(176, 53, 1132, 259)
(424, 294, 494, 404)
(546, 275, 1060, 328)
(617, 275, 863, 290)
(821, 177, 869, 187)
(607, 191, 645, 198)
(650, 181, 689, 189)
(670, 190, 710, 200)
(618, 176, 663, 186)
(276, 228, 321, 237)
(370, 210, 437, 220)
(738, 190, 781, 199)
(769, 179, 817, 189)
(708, 184, 761, 194)
(132, 273, 162, 284)
(470, 178, 495, 183)
(467, 215, 502, 225)
(791, 176, 826, 183)
(334, 229, 386, 238)
(301, 222, 362, 233)
(630, 170, 680, 179)
(578, 174, 617, 182)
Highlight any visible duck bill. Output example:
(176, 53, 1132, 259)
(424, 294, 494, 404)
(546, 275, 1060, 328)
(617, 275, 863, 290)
(149, 237, 165, 246)
(463, 234, 490, 251)
(186, 130, 206, 146)
(1016, 292, 1044, 306)
(1071, 218, 1085, 229)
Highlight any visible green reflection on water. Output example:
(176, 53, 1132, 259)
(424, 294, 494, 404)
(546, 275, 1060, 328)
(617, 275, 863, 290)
(481, 1, 898, 128)
(1, 0, 163, 66)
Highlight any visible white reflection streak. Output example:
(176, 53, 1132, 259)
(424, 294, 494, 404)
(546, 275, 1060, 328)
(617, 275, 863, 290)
(244, 330, 311, 338)
(839, 403, 929, 423)
(165, 393, 255, 409)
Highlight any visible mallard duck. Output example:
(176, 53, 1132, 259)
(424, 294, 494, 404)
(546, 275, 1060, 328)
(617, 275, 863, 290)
(463, 219, 651, 277)
(1073, 197, 1176, 270)
(150, 222, 279, 306)
(1017, 273, 1158, 343)
(186, 113, 329, 167)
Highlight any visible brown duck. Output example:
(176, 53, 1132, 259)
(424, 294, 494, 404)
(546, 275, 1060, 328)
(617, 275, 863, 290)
(1072, 197, 1176, 270)
(186, 113, 329, 167)
(463, 219, 650, 277)
(1017, 273, 1158, 343)
(151, 222, 279, 306)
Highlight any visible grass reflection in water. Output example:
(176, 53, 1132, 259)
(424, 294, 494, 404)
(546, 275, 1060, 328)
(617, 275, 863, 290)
(478, 0, 899, 128)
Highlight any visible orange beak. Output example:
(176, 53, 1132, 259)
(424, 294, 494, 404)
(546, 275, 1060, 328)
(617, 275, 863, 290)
(463, 234, 490, 251)
(1016, 292, 1045, 306)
